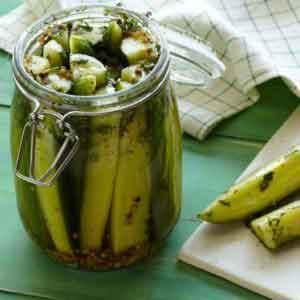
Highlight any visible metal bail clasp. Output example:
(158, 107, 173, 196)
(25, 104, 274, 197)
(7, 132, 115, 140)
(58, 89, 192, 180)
(15, 110, 80, 187)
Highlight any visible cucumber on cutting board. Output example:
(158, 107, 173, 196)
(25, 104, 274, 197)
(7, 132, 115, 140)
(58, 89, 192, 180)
(80, 113, 121, 251)
(199, 146, 300, 223)
(35, 121, 73, 254)
(251, 200, 300, 250)
(110, 109, 151, 254)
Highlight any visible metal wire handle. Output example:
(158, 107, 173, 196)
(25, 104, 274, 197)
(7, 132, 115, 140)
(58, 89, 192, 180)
(15, 107, 80, 187)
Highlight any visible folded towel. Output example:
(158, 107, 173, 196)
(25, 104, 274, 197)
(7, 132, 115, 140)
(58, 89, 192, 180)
(1, 0, 300, 140)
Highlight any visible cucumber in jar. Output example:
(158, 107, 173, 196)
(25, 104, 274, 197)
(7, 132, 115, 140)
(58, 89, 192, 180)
(34, 117, 73, 254)
(149, 86, 182, 241)
(80, 110, 121, 252)
(110, 108, 152, 254)
(11, 91, 52, 248)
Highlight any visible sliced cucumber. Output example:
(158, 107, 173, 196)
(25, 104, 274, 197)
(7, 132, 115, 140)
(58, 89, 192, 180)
(70, 35, 95, 56)
(95, 85, 115, 95)
(43, 40, 66, 67)
(106, 21, 123, 52)
(121, 37, 153, 64)
(52, 24, 70, 51)
(80, 113, 121, 251)
(72, 20, 104, 45)
(45, 70, 72, 93)
(11, 91, 53, 248)
(35, 122, 73, 254)
(121, 64, 144, 84)
(110, 109, 151, 254)
(151, 89, 182, 241)
(24, 55, 50, 75)
(72, 74, 97, 95)
(251, 201, 300, 250)
(115, 80, 132, 91)
(70, 54, 107, 87)
(199, 145, 300, 223)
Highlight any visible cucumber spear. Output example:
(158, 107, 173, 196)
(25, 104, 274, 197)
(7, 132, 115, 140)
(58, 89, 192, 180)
(251, 200, 300, 250)
(110, 109, 151, 254)
(80, 112, 120, 251)
(199, 146, 300, 223)
(35, 122, 73, 254)
(11, 91, 52, 248)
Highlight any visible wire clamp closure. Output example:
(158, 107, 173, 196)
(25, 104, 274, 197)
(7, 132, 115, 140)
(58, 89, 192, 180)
(15, 108, 80, 187)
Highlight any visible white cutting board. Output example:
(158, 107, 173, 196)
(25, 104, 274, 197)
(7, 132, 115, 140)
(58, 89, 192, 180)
(178, 106, 300, 300)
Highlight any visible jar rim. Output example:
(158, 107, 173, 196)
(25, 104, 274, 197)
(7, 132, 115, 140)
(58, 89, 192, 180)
(12, 4, 170, 111)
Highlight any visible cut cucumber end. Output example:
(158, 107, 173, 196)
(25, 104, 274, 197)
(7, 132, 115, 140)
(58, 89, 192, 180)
(72, 20, 105, 45)
(70, 53, 107, 87)
(70, 35, 95, 56)
(95, 85, 115, 95)
(121, 64, 144, 84)
(52, 25, 70, 52)
(121, 37, 149, 64)
(115, 81, 132, 91)
(24, 55, 50, 75)
(72, 75, 97, 95)
(43, 40, 66, 67)
(46, 71, 72, 93)
(251, 220, 277, 250)
(106, 21, 123, 51)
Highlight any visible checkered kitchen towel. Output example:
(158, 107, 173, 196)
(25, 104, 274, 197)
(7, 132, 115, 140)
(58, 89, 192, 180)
(1, 0, 300, 140)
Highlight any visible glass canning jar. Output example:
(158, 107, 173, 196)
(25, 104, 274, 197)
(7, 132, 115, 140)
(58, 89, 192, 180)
(10, 4, 224, 270)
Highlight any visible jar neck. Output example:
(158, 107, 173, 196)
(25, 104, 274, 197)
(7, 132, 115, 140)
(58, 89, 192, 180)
(12, 4, 170, 114)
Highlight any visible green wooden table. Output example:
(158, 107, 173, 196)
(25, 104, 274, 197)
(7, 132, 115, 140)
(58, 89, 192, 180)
(0, 2, 299, 300)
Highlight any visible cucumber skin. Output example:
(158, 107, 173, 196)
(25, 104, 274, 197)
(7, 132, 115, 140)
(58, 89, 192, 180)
(70, 35, 95, 56)
(150, 84, 182, 242)
(64, 116, 89, 236)
(106, 21, 123, 52)
(52, 25, 70, 52)
(43, 40, 66, 67)
(34, 118, 73, 255)
(80, 113, 120, 251)
(110, 108, 152, 254)
(251, 200, 300, 250)
(10, 90, 53, 249)
(71, 75, 97, 95)
(199, 146, 300, 223)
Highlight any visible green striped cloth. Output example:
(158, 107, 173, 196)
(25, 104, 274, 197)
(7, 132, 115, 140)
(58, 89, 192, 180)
(1, 0, 300, 140)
